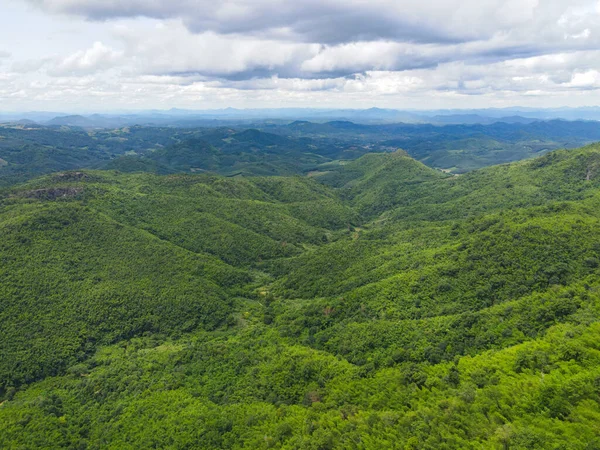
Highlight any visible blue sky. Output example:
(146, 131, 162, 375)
(2, 0, 600, 111)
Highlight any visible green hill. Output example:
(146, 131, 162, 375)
(0, 197, 248, 388)
(2, 144, 600, 448)
(0, 170, 356, 389)
(317, 149, 448, 216)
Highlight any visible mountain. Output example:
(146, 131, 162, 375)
(144, 138, 221, 172)
(45, 115, 97, 128)
(2, 119, 600, 191)
(3, 107, 600, 131)
(275, 119, 600, 173)
(428, 114, 538, 125)
(316, 149, 448, 216)
(0, 125, 186, 187)
(2, 144, 600, 447)
(104, 128, 372, 177)
(12, 119, 40, 126)
(0, 170, 358, 391)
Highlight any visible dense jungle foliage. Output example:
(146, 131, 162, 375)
(2, 136, 600, 448)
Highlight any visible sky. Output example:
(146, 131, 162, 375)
(2, 0, 600, 111)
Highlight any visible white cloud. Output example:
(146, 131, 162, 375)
(300, 42, 439, 74)
(113, 21, 319, 78)
(2, 0, 600, 110)
(49, 41, 123, 75)
(568, 70, 600, 88)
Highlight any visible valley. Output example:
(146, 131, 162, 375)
(1, 137, 600, 448)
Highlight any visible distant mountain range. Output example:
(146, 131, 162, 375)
(1, 107, 600, 129)
(3, 117, 600, 189)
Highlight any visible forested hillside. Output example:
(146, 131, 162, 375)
(2, 143, 600, 448)
(3, 119, 600, 188)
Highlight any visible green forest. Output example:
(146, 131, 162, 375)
(2, 131, 600, 448)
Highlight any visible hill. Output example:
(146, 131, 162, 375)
(0, 125, 185, 187)
(279, 119, 600, 173)
(2, 120, 600, 189)
(0, 170, 357, 389)
(316, 149, 448, 216)
(2, 145, 600, 448)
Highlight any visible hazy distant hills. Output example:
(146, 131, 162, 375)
(2, 106, 600, 129)
(428, 114, 539, 125)
(3, 118, 600, 188)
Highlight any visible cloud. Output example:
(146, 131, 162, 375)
(28, 0, 543, 44)
(113, 22, 319, 79)
(0, 50, 10, 58)
(300, 42, 446, 75)
(5, 0, 600, 110)
(567, 70, 600, 89)
(25, 1, 600, 81)
(8, 42, 122, 76)
(49, 41, 123, 75)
